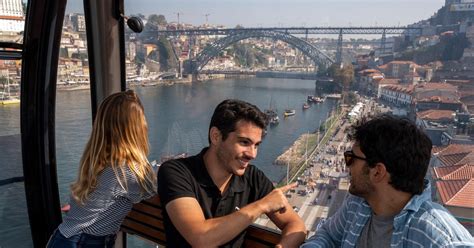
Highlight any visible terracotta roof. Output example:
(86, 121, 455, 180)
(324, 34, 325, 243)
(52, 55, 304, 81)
(378, 78, 400, 85)
(435, 144, 474, 156)
(368, 73, 384, 79)
(455, 153, 474, 166)
(382, 84, 414, 94)
(0, 15, 24, 21)
(387, 60, 419, 66)
(436, 179, 474, 208)
(406, 71, 421, 77)
(432, 146, 446, 154)
(438, 153, 470, 166)
(416, 83, 458, 91)
(434, 144, 474, 167)
(417, 109, 455, 121)
(434, 164, 474, 180)
(416, 96, 461, 104)
(359, 69, 380, 74)
(445, 79, 472, 84)
(433, 164, 464, 179)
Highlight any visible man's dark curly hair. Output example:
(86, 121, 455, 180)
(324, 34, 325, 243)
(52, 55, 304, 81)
(348, 114, 432, 195)
(208, 99, 268, 143)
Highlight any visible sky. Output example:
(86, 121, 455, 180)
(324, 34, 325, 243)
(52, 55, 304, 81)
(67, 0, 446, 28)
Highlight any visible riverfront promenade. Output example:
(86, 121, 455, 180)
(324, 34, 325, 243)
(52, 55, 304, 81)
(255, 115, 352, 234)
(256, 97, 378, 235)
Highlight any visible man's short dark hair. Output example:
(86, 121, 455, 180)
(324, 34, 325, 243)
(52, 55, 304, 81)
(209, 99, 268, 143)
(348, 114, 432, 195)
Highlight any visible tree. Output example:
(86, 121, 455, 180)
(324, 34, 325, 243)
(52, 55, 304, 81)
(317, 64, 328, 76)
(328, 63, 355, 103)
(157, 36, 177, 71)
(233, 43, 258, 68)
(137, 13, 146, 20)
(0, 76, 7, 88)
(145, 14, 167, 32)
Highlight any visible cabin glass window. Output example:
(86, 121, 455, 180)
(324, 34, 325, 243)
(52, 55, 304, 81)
(54, 4, 93, 214)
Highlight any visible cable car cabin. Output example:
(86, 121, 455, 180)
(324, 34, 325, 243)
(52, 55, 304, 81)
(0, 0, 285, 246)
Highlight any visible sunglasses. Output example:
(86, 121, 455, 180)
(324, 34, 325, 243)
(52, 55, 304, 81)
(344, 150, 367, 167)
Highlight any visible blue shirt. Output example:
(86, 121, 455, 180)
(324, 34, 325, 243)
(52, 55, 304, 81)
(301, 182, 474, 248)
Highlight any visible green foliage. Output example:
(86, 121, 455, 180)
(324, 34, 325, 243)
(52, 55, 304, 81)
(233, 43, 256, 67)
(328, 63, 354, 88)
(157, 36, 177, 71)
(0, 76, 7, 86)
(346, 92, 358, 105)
(328, 63, 355, 104)
(145, 14, 167, 32)
(442, 34, 470, 61)
(319, 123, 326, 132)
(231, 42, 273, 68)
(59, 48, 68, 58)
(317, 64, 328, 76)
(71, 53, 88, 60)
(135, 49, 146, 65)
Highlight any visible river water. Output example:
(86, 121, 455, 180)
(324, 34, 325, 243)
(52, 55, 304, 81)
(0, 77, 336, 247)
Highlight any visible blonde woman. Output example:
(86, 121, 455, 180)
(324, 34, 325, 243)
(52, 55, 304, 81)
(47, 90, 156, 248)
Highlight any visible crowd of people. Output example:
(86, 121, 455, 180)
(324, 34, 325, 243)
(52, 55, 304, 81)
(47, 91, 473, 247)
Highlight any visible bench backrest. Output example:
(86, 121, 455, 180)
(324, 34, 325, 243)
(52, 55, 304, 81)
(120, 195, 281, 247)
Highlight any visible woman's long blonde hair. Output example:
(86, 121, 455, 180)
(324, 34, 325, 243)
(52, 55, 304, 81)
(71, 90, 156, 204)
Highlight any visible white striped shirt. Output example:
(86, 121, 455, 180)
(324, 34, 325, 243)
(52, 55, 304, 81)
(58, 166, 154, 238)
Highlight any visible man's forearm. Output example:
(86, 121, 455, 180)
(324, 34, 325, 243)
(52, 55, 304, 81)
(277, 221, 307, 247)
(188, 201, 264, 247)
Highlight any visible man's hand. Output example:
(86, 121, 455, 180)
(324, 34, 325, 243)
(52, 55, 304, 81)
(258, 182, 297, 213)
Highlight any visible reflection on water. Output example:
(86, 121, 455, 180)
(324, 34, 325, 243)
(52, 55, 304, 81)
(0, 77, 336, 246)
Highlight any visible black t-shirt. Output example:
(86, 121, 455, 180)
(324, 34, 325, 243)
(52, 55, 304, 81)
(157, 148, 274, 248)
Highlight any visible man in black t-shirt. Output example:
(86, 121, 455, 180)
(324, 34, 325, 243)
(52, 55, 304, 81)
(158, 99, 306, 248)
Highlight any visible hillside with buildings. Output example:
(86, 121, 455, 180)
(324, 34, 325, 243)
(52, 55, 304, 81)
(350, 2, 474, 231)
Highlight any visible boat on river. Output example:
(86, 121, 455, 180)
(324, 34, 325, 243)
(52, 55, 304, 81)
(303, 102, 310, 110)
(1, 95, 20, 105)
(283, 109, 296, 117)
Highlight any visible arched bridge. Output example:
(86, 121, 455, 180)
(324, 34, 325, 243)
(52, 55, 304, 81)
(186, 29, 334, 74)
(151, 26, 422, 74)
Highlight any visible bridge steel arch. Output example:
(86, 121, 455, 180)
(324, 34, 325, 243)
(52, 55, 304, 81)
(191, 30, 334, 73)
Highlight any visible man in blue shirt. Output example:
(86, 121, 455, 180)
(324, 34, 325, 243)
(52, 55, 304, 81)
(302, 115, 474, 248)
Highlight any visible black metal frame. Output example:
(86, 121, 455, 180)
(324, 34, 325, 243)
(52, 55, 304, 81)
(83, 0, 126, 120)
(19, 0, 126, 246)
(20, 0, 67, 246)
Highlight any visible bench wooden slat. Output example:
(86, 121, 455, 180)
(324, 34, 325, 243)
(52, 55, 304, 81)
(126, 210, 165, 230)
(121, 219, 167, 244)
(244, 239, 274, 248)
(143, 196, 161, 206)
(121, 195, 281, 247)
(131, 202, 163, 219)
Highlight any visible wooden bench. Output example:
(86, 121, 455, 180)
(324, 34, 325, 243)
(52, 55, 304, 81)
(119, 195, 282, 247)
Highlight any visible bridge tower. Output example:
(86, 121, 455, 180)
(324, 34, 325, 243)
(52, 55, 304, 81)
(379, 29, 387, 56)
(335, 29, 343, 64)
